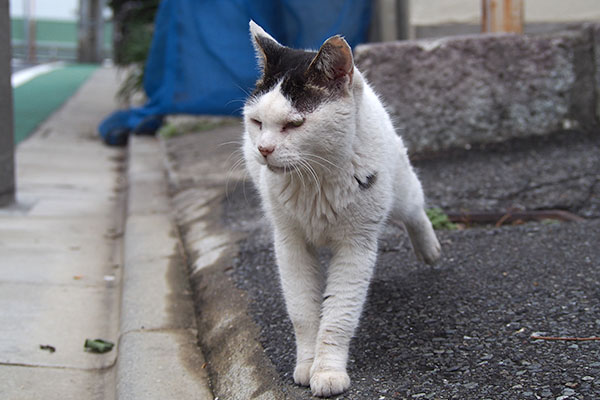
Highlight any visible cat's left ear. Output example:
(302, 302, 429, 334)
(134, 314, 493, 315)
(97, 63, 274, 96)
(307, 35, 354, 89)
(249, 20, 283, 70)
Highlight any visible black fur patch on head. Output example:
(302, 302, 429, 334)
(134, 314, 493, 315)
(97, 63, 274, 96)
(252, 45, 330, 113)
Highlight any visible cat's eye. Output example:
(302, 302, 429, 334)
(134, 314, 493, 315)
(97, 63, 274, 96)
(250, 118, 262, 129)
(284, 118, 305, 130)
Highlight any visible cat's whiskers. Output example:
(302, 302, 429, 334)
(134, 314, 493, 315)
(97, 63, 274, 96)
(224, 148, 245, 166)
(224, 98, 247, 108)
(291, 164, 307, 194)
(225, 149, 247, 197)
(234, 83, 252, 98)
(304, 153, 344, 172)
(303, 157, 328, 174)
(287, 164, 295, 191)
(297, 158, 322, 200)
(218, 140, 244, 148)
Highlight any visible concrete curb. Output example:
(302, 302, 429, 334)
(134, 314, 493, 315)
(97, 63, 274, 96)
(116, 135, 213, 399)
(354, 23, 600, 154)
(160, 126, 300, 400)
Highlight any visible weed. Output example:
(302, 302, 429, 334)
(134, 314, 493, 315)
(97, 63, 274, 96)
(426, 207, 458, 230)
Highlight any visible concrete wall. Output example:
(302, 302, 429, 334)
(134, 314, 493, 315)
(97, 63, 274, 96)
(354, 24, 600, 154)
(411, 1, 600, 40)
(411, 0, 600, 25)
(0, 1, 15, 206)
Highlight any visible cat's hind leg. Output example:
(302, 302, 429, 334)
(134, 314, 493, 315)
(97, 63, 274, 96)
(274, 227, 324, 386)
(392, 161, 441, 265)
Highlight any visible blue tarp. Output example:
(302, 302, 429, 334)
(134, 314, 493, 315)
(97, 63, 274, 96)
(99, 0, 372, 145)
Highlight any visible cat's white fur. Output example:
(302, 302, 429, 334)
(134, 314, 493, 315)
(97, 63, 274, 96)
(243, 21, 441, 397)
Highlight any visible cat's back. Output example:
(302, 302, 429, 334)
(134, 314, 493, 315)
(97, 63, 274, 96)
(353, 71, 408, 171)
(358, 71, 402, 140)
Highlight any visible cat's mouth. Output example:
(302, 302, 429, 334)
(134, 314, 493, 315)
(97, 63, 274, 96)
(267, 164, 286, 173)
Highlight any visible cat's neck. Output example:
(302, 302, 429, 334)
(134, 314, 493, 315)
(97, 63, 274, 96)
(270, 158, 353, 217)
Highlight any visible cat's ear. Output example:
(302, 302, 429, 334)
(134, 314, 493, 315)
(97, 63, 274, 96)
(249, 20, 283, 70)
(306, 35, 354, 89)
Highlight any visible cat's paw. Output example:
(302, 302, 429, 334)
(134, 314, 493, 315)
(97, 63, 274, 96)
(310, 369, 351, 397)
(406, 216, 442, 265)
(418, 235, 441, 265)
(293, 361, 313, 387)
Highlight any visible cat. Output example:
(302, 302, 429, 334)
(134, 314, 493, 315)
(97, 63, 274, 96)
(242, 21, 441, 397)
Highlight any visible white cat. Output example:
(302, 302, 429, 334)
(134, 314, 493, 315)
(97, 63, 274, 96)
(242, 21, 441, 397)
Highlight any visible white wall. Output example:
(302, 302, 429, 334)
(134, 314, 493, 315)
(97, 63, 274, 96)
(411, 0, 600, 25)
(10, 0, 79, 21)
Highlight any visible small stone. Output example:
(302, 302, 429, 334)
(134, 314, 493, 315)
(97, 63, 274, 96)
(565, 382, 578, 388)
(464, 382, 479, 390)
(562, 388, 576, 395)
(528, 363, 542, 371)
(582, 376, 594, 381)
(446, 365, 461, 372)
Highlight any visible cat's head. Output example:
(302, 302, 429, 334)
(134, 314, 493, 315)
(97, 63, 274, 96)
(243, 21, 360, 174)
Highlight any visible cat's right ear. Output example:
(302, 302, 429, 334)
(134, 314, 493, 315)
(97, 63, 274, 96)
(249, 20, 283, 70)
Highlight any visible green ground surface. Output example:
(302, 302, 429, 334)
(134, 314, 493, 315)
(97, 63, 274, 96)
(13, 64, 98, 144)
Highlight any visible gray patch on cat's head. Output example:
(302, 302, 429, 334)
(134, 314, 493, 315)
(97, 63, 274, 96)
(248, 21, 354, 113)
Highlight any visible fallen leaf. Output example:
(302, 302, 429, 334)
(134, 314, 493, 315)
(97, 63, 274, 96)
(84, 338, 114, 353)
(39, 344, 56, 353)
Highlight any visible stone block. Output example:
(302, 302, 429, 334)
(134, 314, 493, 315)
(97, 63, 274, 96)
(355, 26, 599, 153)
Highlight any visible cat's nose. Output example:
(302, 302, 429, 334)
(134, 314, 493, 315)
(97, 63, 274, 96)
(258, 145, 275, 157)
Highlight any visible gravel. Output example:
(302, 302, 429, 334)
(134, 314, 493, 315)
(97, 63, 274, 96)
(222, 131, 600, 399)
(165, 127, 600, 399)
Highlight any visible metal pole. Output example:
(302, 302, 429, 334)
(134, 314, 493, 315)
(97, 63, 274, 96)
(78, 0, 89, 62)
(78, 0, 101, 63)
(482, 0, 524, 34)
(22, 0, 28, 60)
(380, 0, 397, 41)
(23, 0, 37, 63)
(95, 0, 106, 61)
(369, 0, 412, 42)
(396, 0, 411, 40)
(0, 0, 15, 206)
(27, 0, 36, 62)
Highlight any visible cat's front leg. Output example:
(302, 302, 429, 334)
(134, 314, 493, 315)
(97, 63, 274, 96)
(310, 240, 378, 397)
(273, 227, 324, 386)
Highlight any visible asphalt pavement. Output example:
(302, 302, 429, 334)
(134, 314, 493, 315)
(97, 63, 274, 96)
(163, 123, 600, 400)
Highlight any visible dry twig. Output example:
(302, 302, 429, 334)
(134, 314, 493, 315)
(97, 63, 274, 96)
(530, 335, 600, 342)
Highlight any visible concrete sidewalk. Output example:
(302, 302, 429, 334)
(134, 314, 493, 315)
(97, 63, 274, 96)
(0, 67, 213, 399)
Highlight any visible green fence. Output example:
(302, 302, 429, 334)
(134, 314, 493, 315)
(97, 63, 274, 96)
(11, 18, 112, 61)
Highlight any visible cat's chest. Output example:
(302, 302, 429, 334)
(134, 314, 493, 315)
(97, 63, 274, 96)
(270, 175, 357, 244)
